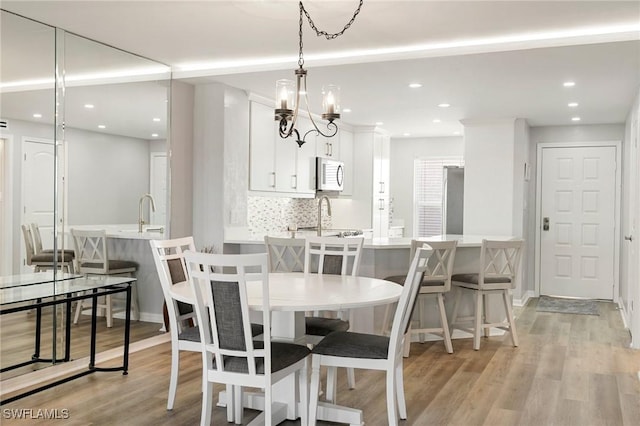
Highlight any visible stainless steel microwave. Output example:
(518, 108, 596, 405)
(316, 157, 344, 191)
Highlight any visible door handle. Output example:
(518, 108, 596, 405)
(624, 235, 633, 242)
(543, 217, 550, 231)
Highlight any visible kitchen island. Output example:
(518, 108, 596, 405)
(224, 234, 519, 339)
(68, 224, 167, 323)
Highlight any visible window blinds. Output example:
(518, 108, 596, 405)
(413, 157, 464, 237)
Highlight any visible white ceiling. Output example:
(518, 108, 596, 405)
(1, 0, 639, 138)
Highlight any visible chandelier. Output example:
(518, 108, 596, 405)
(275, 1, 363, 148)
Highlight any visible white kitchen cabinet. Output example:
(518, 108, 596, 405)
(316, 130, 340, 159)
(249, 98, 316, 195)
(249, 100, 277, 192)
(352, 128, 391, 237)
(339, 128, 354, 196)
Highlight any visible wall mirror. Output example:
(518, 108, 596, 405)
(0, 10, 171, 384)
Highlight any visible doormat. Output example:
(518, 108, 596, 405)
(536, 296, 600, 316)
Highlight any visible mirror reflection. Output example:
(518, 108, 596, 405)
(1, 10, 171, 382)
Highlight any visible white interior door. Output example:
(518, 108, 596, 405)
(22, 138, 55, 271)
(150, 152, 167, 227)
(539, 145, 617, 299)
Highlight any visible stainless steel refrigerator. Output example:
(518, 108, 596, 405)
(443, 166, 464, 234)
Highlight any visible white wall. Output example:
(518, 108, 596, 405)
(388, 135, 464, 237)
(463, 119, 520, 235)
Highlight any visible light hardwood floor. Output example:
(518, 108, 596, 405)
(1, 298, 638, 425)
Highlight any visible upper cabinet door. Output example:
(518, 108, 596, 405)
(339, 129, 354, 196)
(249, 101, 277, 191)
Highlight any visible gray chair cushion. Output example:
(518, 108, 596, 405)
(178, 326, 200, 342)
(311, 331, 389, 360)
(210, 280, 246, 351)
(42, 249, 75, 257)
(251, 323, 264, 337)
(33, 252, 75, 263)
(452, 273, 512, 284)
(384, 275, 444, 287)
(167, 258, 186, 283)
(305, 317, 349, 336)
(80, 260, 138, 271)
(223, 341, 310, 374)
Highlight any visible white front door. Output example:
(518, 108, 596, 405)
(539, 145, 618, 299)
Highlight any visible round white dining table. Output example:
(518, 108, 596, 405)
(170, 272, 402, 425)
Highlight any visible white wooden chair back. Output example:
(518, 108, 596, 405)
(150, 237, 197, 334)
(264, 236, 305, 272)
(479, 239, 524, 289)
(30, 223, 45, 254)
(412, 240, 458, 291)
(304, 236, 364, 276)
(71, 229, 109, 274)
(185, 251, 272, 384)
(21, 224, 36, 265)
(388, 247, 433, 359)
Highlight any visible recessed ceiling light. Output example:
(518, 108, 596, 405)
(152, 117, 161, 122)
(438, 103, 450, 108)
(342, 108, 352, 113)
(84, 104, 95, 109)
(403, 132, 411, 137)
(432, 119, 441, 123)
(151, 133, 159, 137)
(568, 102, 579, 107)
(408, 83, 422, 89)
(33, 113, 42, 118)
(563, 81, 576, 87)
(98, 124, 106, 129)
(375, 121, 384, 126)
(571, 117, 581, 121)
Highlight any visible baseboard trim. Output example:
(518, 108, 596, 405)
(514, 290, 535, 307)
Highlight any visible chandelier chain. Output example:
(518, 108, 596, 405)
(298, 0, 364, 68)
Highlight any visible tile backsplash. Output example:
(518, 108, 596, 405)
(248, 196, 331, 233)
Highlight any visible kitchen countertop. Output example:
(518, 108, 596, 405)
(224, 234, 516, 249)
(68, 224, 167, 240)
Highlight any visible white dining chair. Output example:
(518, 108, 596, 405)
(149, 237, 201, 411)
(383, 239, 457, 355)
(449, 239, 524, 350)
(21, 224, 74, 273)
(71, 229, 139, 327)
(185, 251, 310, 426)
(304, 236, 364, 396)
(308, 246, 433, 426)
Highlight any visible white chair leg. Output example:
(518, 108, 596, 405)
(131, 282, 140, 321)
(106, 295, 113, 328)
(234, 385, 243, 424)
(167, 342, 179, 410)
(417, 294, 425, 342)
(437, 293, 453, 354)
(503, 290, 519, 347)
(264, 382, 272, 426)
(386, 367, 398, 426)
(381, 303, 393, 335)
(309, 356, 321, 426)
(201, 381, 214, 426)
(449, 286, 462, 336)
(346, 367, 356, 389)
(483, 293, 491, 337)
(473, 291, 483, 350)
(73, 298, 83, 324)
(403, 329, 411, 358)
(326, 366, 337, 403)
(299, 359, 309, 426)
(395, 361, 407, 420)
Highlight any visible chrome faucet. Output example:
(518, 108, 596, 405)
(317, 195, 332, 236)
(138, 193, 156, 233)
